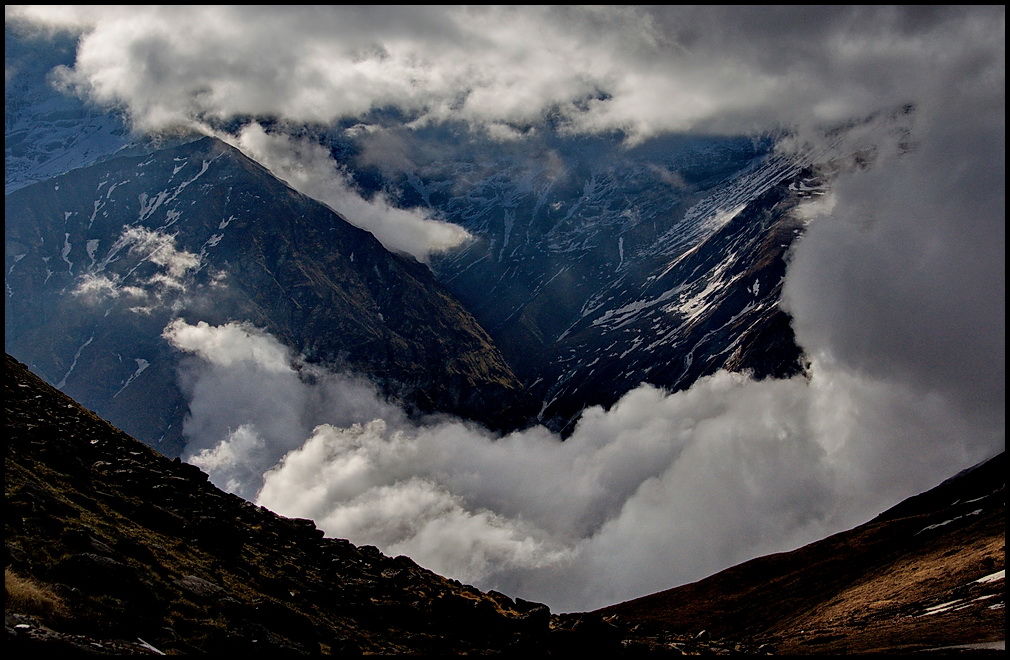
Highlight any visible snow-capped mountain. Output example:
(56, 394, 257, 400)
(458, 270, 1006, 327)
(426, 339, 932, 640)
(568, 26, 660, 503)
(6, 24, 827, 443)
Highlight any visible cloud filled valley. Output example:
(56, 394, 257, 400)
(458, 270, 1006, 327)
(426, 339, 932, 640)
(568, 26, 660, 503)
(166, 315, 997, 612)
(5, 5, 1004, 614)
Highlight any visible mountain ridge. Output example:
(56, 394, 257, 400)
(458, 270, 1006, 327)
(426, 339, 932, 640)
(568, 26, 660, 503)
(597, 452, 1005, 655)
(5, 135, 535, 457)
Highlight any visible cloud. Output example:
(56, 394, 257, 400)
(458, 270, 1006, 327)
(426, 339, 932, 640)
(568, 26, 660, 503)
(7, 6, 1001, 140)
(167, 321, 997, 612)
(782, 43, 1006, 430)
(163, 319, 410, 501)
(71, 226, 200, 310)
(226, 123, 470, 262)
(120, 226, 200, 280)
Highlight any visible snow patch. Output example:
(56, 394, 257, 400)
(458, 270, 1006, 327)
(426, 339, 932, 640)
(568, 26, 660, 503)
(915, 508, 984, 535)
(8, 253, 27, 276)
(61, 233, 74, 274)
(57, 336, 95, 389)
(86, 239, 100, 268)
(976, 570, 1004, 584)
(113, 358, 151, 398)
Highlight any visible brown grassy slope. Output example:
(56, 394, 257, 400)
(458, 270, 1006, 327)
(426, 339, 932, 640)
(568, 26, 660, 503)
(598, 453, 1005, 655)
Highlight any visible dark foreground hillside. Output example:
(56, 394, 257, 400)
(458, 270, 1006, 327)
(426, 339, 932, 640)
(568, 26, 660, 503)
(5, 352, 1002, 655)
(5, 354, 765, 655)
(599, 451, 1005, 655)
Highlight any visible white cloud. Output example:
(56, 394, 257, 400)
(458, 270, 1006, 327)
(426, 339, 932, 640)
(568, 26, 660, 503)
(188, 424, 267, 496)
(9, 6, 999, 140)
(71, 225, 200, 309)
(120, 226, 200, 280)
(227, 123, 470, 262)
(162, 319, 410, 501)
(168, 322, 998, 612)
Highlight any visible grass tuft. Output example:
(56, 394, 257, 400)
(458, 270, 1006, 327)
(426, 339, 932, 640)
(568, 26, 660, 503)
(5, 568, 68, 623)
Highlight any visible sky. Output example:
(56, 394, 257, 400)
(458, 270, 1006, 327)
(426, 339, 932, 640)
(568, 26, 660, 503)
(6, 5, 1005, 612)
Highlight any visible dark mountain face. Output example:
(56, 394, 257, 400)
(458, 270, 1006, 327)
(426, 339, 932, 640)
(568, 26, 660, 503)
(350, 129, 821, 431)
(5, 136, 532, 457)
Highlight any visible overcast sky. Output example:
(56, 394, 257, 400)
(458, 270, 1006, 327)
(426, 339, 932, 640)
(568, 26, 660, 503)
(7, 5, 1004, 612)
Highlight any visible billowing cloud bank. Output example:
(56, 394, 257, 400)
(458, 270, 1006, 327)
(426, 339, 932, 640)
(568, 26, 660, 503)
(164, 318, 996, 612)
(8, 6, 1001, 139)
(10, 5, 1004, 611)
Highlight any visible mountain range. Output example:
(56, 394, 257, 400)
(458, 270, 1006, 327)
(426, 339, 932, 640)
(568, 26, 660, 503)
(4, 19, 1004, 655)
(5, 23, 830, 443)
(5, 117, 823, 451)
(380, 128, 821, 431)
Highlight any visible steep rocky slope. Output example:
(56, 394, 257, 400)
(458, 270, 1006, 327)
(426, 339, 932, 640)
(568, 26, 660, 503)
(5, 136, 534, 457)
(598, 452, 1005, 655)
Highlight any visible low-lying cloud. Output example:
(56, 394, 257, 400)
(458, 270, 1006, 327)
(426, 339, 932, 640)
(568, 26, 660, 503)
(165, 318, 997, 612)
(72, 226, 201, 312)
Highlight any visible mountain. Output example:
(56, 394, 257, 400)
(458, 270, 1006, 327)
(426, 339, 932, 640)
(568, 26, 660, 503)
(5, 23, 825, 438)
(345, 128, 829, 431)
(5, 136, 533, 457)
(6, 353, 1002, 654)
(598, 452, 1006, 655)
(3, 353, 766, 655)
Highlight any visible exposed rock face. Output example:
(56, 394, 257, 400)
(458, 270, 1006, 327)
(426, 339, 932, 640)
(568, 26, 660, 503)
(598, 451, 1006, 655)
(5, 136, 534, 456)
(5, 353, 761, 655)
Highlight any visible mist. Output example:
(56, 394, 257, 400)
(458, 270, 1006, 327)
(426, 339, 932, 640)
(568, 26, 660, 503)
(9, 5, 1004, 612)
